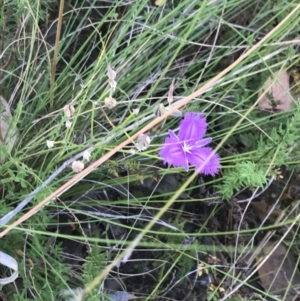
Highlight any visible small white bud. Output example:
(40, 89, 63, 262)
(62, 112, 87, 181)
(168, 79, 175, 104)
(65, 120, 72, 128)
(130, 148, 136, 155)
(63, 103, 75, 118)
(46, 140, 54, 149)
(83, 150, 91, 162)
(132, 108, 140, 115)
(107, 65, 116, 80)
(108, 79, 117, 92)
(105, 96, 117, 109)
(136, 134, 151, 151)
(154, 104, 167, 117)
(72, 160, 84, 173)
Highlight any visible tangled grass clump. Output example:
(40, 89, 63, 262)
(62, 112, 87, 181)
(1, 1, 300, 301)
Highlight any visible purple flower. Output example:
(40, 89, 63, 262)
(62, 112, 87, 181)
(159, 112, 220, 175)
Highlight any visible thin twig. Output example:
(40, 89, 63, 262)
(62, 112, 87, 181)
(50, 0, 65, 109)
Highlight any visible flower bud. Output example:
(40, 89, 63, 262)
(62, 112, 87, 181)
(168, 79, 175, 104)
(132, 108, 140, 115)
(63, 103, 75, 118)
(105, 96, 117, 109)
(83, 150, 91, 162)
(108, 79, 117, 92)
(136, 134, 151, 151)
(65, 120, 72, 128)
(72, 160, 84, 173)
(46, 140, 54, 149)
(130, 148, 136, 155)
(107, 65, 116, 80)
(154, 104, 167, 117)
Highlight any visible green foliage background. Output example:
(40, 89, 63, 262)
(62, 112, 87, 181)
(1, 0, 300, 300)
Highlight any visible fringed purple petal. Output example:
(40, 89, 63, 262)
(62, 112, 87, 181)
(159, 112, 221, 176)
(194, 137, 212, 148)
(159, 130, 189, 171)
(186, 147, 221, 176)
(178, 112, 207, 142)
